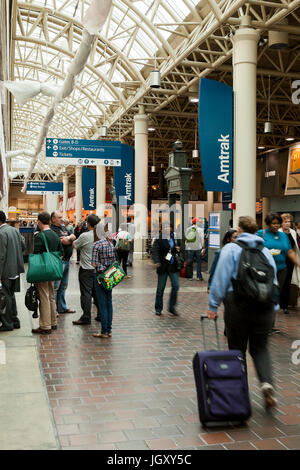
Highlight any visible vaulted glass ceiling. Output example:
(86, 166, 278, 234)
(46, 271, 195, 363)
(6, 0, 300, 182)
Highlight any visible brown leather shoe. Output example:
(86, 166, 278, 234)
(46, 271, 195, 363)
(32, 328, 51, 335)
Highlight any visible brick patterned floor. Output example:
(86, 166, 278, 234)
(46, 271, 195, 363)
(36, 259, 300, 450)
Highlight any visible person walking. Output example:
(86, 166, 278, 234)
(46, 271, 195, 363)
(51, 212, 76, 314)
(278, 213, 300, 311)
(31, 212, 64, 335)
(207, 216, 279, 410)
(185, 218, 204, 280)
(72, 214, 100, 325)
(257, 212, 300, 332)
(0, 210, 25, 331)
(152, 223, 182, 316)
(126, 216, 135, 267)
(116, 223, 131, 278)
(92, 223, 116, 338)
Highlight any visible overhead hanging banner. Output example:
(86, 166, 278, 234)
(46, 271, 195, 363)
(26, 181, 64, 195)
(198, 78, 233, 192)
(114, 144, 134, 205)
(285, 142, 300, 195)
(261, 150, 280, 197)
(82, 167, 96, 210)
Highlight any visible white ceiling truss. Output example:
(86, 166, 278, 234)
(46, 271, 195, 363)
(6, 0, 300, 185)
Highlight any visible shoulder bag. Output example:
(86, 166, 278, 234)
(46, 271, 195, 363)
(26, 232, 63, 283)
(97, 261, 126, 290)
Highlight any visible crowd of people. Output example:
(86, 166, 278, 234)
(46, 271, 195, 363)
(0, 208, 300, 411)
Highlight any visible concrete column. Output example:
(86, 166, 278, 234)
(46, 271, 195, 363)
(207, 191, 214, 212)
(262, 197, 270, 228)
(232, 17, 259, 227)
(75, 166, 82, 223)
(96, 166, 106, 218)
(44, 193, 58, 214)
(62, 173, 69, 219)
(134, 105, 148, 259)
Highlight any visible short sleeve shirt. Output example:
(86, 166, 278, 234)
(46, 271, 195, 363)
(257, 228, 292, 272)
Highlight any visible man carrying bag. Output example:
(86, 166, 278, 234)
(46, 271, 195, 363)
(30, 212, 63, 335)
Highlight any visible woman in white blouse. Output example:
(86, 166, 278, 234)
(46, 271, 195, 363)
(279, 213, 300, 313)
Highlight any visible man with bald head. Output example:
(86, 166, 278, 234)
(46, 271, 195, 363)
(51, 212, 76, 314)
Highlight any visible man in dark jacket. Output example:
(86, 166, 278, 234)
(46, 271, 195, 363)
(51, 212, 76, 314)
(0, 210, 25, 331)
(152, 223, 182, 316)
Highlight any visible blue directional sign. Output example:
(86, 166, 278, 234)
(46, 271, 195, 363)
(26, 181, 64, 195)
(45, 138, 122, 167)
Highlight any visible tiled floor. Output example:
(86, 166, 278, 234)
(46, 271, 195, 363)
(36, 259, 300, 450)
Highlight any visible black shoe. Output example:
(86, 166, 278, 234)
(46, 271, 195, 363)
(51, 325, 58, 330)
(155, 310, 162, 316)
(95, 316, 101, 322)
(13, 323, 21, 329)
(283, 309, 290, 314)
(72, 319, 91, 325)
(169, 308, 179, 316)
(0, 325, 13, 332)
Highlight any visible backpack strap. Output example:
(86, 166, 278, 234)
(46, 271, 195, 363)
(236, 239, 263, 251)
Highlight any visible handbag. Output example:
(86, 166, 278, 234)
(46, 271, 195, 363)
(97, 261, 126, 291)
(26, 232, 63, 283)
(25, 284, 39, 311)
(0, 287, 6, 315)
(174, 251, 185, 272)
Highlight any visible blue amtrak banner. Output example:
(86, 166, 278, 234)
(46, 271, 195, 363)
(82, 167, 96, 210)
(114, 144, 134, 205)
(198, 79, 233, 191)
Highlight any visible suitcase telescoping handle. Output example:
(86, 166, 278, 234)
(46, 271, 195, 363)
(200, 314, 221, 350)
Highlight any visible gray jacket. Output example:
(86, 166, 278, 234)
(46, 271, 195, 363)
(0, 224, 25, 280)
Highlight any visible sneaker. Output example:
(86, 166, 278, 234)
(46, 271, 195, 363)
(283, 309, 290, 315)
(261, 383, 277, 410)
(188, 278, 194, 281)
(155, 310, 162, 316)
(272, 327, 281, 334)
(196, 277, 203, 281)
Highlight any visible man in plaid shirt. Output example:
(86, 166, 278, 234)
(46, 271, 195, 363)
(92, 226, 116, 339)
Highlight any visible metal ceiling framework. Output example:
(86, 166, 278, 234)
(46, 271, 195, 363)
(6, 0, 300, 187)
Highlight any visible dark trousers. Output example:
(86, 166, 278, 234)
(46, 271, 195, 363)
(117, 249, 129, 275)
(79, 268, 99, 321)
(1, 278, 19, 329)
(94, 283, 113, 334)
(279, 265, 293, 309)
(223, 291, 274, 386)
(155, 266, 179, 313)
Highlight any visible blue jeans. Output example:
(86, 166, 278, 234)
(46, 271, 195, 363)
(94, 280, 113, 334)
(187, 250, 202, 279)
(54, 260, 70, 312)
(155, 267, 179, 313)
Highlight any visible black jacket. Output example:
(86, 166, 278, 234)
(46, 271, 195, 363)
(152, 233, 181, 275)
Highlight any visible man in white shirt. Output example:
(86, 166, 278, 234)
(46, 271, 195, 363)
(72, 214, 100, 325)
(185, 218, 204, 281)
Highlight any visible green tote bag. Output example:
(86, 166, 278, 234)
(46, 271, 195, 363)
(27, 232, 63, 283)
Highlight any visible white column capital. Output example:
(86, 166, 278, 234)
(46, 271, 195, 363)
(233, 27, 259, 66)
(134, 112, 148, 136)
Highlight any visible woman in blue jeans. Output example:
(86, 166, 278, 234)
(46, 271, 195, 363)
(91, 224, 116, 338)
(152, 223, 182, 316)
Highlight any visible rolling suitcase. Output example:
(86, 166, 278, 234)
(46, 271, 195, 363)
(193, 315, 251, 426)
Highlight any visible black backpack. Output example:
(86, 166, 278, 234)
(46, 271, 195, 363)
(25, 284, 39, 312)
(232, 240, 275, 307)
